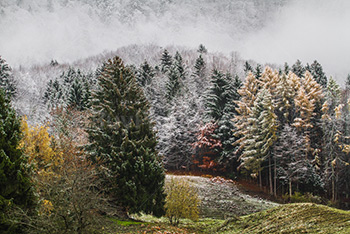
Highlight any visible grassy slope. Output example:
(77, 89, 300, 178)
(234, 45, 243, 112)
(219, 203, 350, 234)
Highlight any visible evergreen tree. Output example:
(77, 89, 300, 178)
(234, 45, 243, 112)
(244, 61, 253, 75)
(306, 60, 327, 88)
(254, 64, 263, 80)
(160, 49, 172, 73)
(136, 60, 155, 86)
(197, 44, 208, 54)
(291, 59, 305, 78)
(87, 56, 165, 217)
(193, 54, 206, 78)
(0, 56, 16, 98)
(165, 65, 181, 101)
(173, 51, 186, 80)
(0, 89, 36, 232)
(44, 67, 95, 110)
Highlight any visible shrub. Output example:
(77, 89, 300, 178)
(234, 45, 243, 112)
(165, 178, 201, 225)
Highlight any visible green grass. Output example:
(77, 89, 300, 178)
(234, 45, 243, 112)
(218, 203, 350, 234)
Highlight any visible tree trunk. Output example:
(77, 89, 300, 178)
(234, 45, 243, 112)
(259, 171, 262, 189)
(332, 165, 335, 202)
(274, 156, 277, 197)
(289, 179, 292, 197)
(269, 155, 273, 195)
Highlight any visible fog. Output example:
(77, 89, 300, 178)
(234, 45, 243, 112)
(0, 0, 349, 81)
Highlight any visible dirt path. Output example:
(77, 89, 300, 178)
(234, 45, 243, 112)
(166, 175, 278, 219)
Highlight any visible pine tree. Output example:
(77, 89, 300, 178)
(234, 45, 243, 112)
(44, 68, 95, 110)
(0, 56, 16, 98)
(173, 51, 186, 80)
(197, 44, 208, 54)
(136, 60, 155, 86)
(194, 54, 206, 78)
(0, 89, 36, 232)
(87, 56, 165, 217)
(254, 64, 263, 80)
(244, 61, 253, 75)
(160, 49, 172, 73)
(306, 60, 327, 88)
(291, 59, 305, 78)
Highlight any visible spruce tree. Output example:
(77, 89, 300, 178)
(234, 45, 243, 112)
(0, 88, 35, 232)
(0, 56, 16, 98)
(244, 61, 253, 75)
(160, 49, 172, 73)
(87, 56, 165, 217)
(291, 59, 305, 78)
(306, 60, 327, 88)
(197, 44, 208, 54)
(194, 54, 205, 78)
(136, 60, 155, 86)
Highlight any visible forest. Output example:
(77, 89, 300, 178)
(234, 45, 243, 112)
(1, 42, 350, 233)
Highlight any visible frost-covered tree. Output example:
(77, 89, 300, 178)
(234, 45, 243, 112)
(241, 88, 278, 189)
(160, 49, 172, 73)
(0, 56, 16, 97)
(87, 56, 165, 217)
(44, 67, 95, 110)
(136, 60, 155, 86)
(193, 54, 206, 78)
(197, 44, 208, 54)
(291, 59, 305, 78)
(306, 60, 327, 88)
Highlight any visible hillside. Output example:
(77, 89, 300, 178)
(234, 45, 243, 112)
(218, 203, 350, 234)
(111, 175, 350, 234)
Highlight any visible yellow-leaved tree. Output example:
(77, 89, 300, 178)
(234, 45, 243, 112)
(19, 117, 62, 178)
(165, 177, 201, 226)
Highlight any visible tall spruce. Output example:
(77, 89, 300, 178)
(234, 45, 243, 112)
(87, 56, 165, 217)
(136, 60, 155, 86)
(0, 56, 16, 98)
(306, 60, 327, 88)
(160, 49, 172, 73)
(291, 59, 305, 78)
(0, 88, 35, 232)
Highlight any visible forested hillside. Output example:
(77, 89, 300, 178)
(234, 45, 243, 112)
(1, 1, 350, 233)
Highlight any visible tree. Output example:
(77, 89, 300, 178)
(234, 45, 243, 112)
(160, 49, 172, 73)
(87, 56, 165, 217)
(291, 59, 305, 78)
(165, 65, 182, 101)
(244, 61, 253, 75)
(274, 125, 306, 197)
(197, 44, 208, 54)
(136, 60, 155, 86)
(241, 89, 278, 190)
(165, 177, 200, 226)
(0, 89, 36, 233)
(193, 54, 206, 78)
(0, 56, 16, 97)
(306, 60, 327, 88)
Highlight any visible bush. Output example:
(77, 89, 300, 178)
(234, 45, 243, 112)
(282, 192, 322, 204)
(165, 178, 201, 225)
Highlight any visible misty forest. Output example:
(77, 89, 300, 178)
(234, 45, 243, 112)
(1, 1, 350, 233)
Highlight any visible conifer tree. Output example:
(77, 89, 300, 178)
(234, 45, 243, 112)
(197, 44, 208, 54)
(165, 65, 182, 101)
(173, 51, 186, 80)
(233, 72, 260, 154)
(241, 88, 278, 189)
(254, 64, 263, 80)
(137, 60, 155, 86)
(194, 54, 206, 78)
(87, 56, 165, 217)
(244, 61, 253, 75)
(160, 49, 172, 73)
(291, 59, 305, 78)
(0, 89, 35, 232)
(0, 56, 16, 98)
(306, 60, 327, 88)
